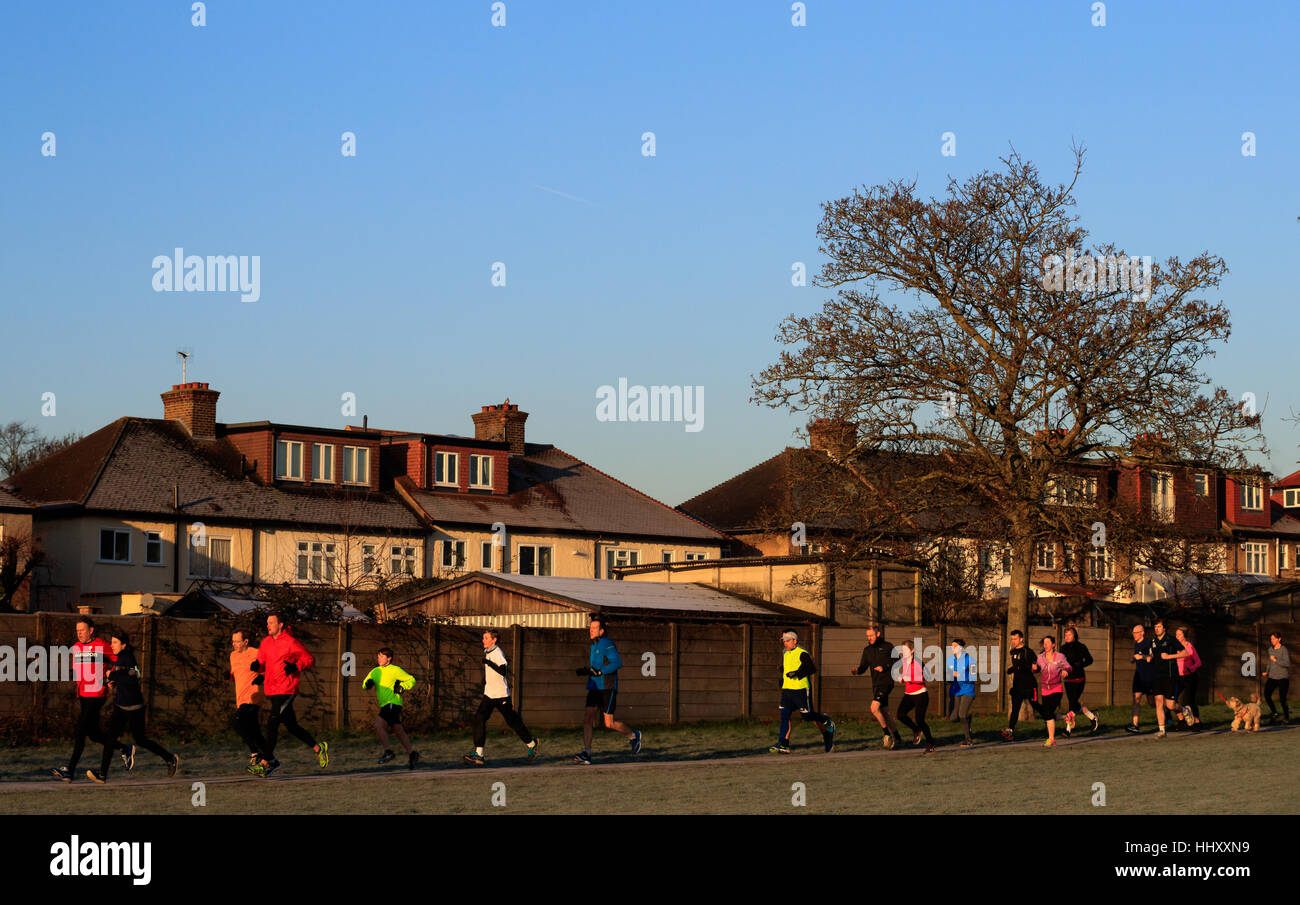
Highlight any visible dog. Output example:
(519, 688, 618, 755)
(1226, 694, 1262, 732)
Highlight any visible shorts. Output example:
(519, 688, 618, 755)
(780, 688, 814, 713)
(871, 687, 893, 706)
(585, 687, 617, 714)
(1132, 674, 1154, 696)
(1152, 675, 1177, 698)
(378, 704, 403, 728)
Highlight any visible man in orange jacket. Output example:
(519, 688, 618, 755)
(250, 612, 328, 776)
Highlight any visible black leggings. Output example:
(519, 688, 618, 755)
(1008, 687, 1036, 729)
(1038, 692, 1062, 721)
(265, 695, 317, 757)
(1064, 680, 1086, 714)
(1264, 678, 1290, 719)
(896, 692, 932, 743)
(68, 697, 121, 771)
(472, 696, 533, 748)
(100, 707, 172, 777)
(1176, 671, 1200, 719)
(235, 703, 268, 759)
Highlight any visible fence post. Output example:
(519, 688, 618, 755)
(668, 622, 679, 725)
(999, 622, 1008, 715)
(432, 625, 441, 729)
(1106, 626, 1115, 707)
(938, 623, 948, 717)
(334, 623, 344, 730)
(143, 614, 156, 728)
(741, 623, 752, 719)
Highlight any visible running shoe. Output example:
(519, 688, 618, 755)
(768, 744, 791, 754)
(50, 766, 72, 782)
(263, 760, 281, 778)
(958, 740, 974, 749)
(316, 740, 329, 768)
(246, 762, 267, 777)
(1043, 739, 1055, 748)
(121, 743, 135, 771)
(167, 754, 180, 777)
(882, 733, 894, 750)
(409, 750, 420, 770)
(86, 769, 107, 783)
(378, 749, 396, 765)
(911, 732, 923, 747)
(1065, 712, 1076, 733)
(630, 730, 643, 755)
(572, 750, 592, 765)
(1125, 723, 1141, 734)
(1182, 705, 1194, 721)
(1000, 728, 1014, 742)
(1063, 722, 1072, 739)
(463, 752, 486, 766)
(924, 742, 935, 754)
(526, 739, 539, 760)
(823, 720, 835, 753)
(1089, 715, 1100, 734)
(1154, 729, 1166, 738)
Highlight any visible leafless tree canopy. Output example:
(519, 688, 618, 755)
(0, 422, 82, 480)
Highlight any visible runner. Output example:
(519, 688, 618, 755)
(946, 638, 977, 748)
(894, 639, 934, 754)
(1171, 626, 1203, 731)
(363, 647, 420, 769)
(851, 624, 902, 748)
(1059, 626, 1099, 736)
(1000, 629, 1040, 741)
(50, 618, 128, 782)
(572, 616, 641, 765)
(251, 612, 327, 776)
(1149, 619, 1183, 737)
(1035, 635, 1071, 748)
(464, 629, 538, 766)
(229, 629, 270, 775)
(87, 629, 179, 783)
(1126, 623, 1157, 734)
(768, 630, 835, 754)
(1262, 632, 1290, 724)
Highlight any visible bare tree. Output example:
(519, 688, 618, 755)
(0, 530, 44, 612)
(0, 421, 83, 479)
(753, 147, 1265, 636)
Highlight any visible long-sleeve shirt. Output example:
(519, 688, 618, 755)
(1266, 645, 1290, 679)
(857, 638, 897, 692)
(1036, 652, 1070, 695)
(105, 649, 144, 710)
(364, 664, 416, 707)
(1176, 642, 1202, 676)
(587, 637, 622, 690)
(1007, 645, 1038, 690)
(947, 652, 977, 697)
(72, 639, 114, 698)
(900, 657, 926, 694)
(1150, 633, 1183, 679)
(1060, 640, 1093, 682)
(482, 645, 510, 699)
(254, 628, 315, 696)
(229, 646, 262, 707)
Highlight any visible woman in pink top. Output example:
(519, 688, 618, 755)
(1171, 626, 1203, 731)
(894, 640, 935, 754)
(1036, 636, 1071, 748)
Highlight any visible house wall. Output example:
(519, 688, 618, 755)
(429, 527, 721, 580)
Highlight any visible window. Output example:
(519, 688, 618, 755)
(145, 531, 163, 566)
(434, 452, 459, 487)
(98, 528, 131, 563)
(275, 440, 304, 480)
(1239, 480, 1263, 511)
(1150, 471, 1174, 522)
(1044, 474, 1098, 507)
(604, 549, 639, 578)
(1242, 542, 1268, 575)
(441, 539, 466, 570)
(981, 545, 1010, 575)
(342, 446, 369, 485)
(311, 443, 334, 482)
(1085, 546, 1114, 582)
(1036, 543, 1056, 571)
(296, 541, 336, 582)
(518, 544, 553, 576)
(482, 541, 497, 571)
(1063, 543, 1079, 573)
(1285, 489, 1300, 508)
(662, 551, 674, 563)
(684, 552, 707, 562)
(1281, 544, 1290, 571)
(1193, 473, 1209, 497)
(362, 544, 377, 574)
(190, 536, 232, 579)
(469, 454, 493, 489)
(390, 545, 416, 575)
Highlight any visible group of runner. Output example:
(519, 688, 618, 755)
(47, 614, 1293, 780)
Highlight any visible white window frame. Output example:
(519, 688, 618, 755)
(1240, 480, 1263, 511)
(189, 534, 233, 579)
(1044, 474, 1097, 507)
(482, 541, 497, 572)
(1241, 542, 1268, 575)
(98, 527, 131, 564)
(434, 452, 459, 487)
(1193, 473, 1209, 497)
(517, 544, 554, 576)
(1036, 543, 1055, 571)
(469, 454, 493, 489)
(362, 543, 377, 575)
(311, 443, 334, 482)
(684, 551, 707, 562)
(342, 445, 370, 485)
(1281, 543, 1290, 571)
(1150, 471, 1175, 522)
(662, 550, 674, 563)
(390, 545, 416, 576)
(1063, 543, 1079, 573)
(275, 440, 304, 481)
(144, 530, 164, 566)
(296, 541, 337, 582)
(1285, 488, 1300, 508)
(1085, 546, 1114, 582)
(441, 539, 466, 570)
(604, 548, 639, 578)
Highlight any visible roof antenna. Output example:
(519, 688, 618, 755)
(176, 349, 192, 383)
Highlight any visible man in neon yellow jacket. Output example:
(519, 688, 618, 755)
(363, 648, 420, 769)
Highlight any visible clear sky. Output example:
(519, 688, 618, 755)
(2, 0, 1297, 504)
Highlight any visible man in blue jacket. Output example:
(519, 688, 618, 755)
(573, 616, 642, 764)
(947, 638, 978, 748)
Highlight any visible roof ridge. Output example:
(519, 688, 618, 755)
(679, 448, 795, 509)
(548, 446, 729, 540)
(77, 418, 131, 505)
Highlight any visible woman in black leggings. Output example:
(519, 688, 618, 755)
(1173, 626, 1203, 730)
(89, 629, 178, 783)
(895, 640, 934, 754)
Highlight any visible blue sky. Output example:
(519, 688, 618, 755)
(2, 0, 1297, 504)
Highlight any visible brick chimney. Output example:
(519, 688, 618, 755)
(808, 418, 856, 462)
(162, 382, 220, 440)
(472, 400, 528, 456)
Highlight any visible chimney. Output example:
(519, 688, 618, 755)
(162, 382, 220, 440)
(808, 418, 856, 462)
(1130, 432, 1170, 461)
(472, 400, 528, 456)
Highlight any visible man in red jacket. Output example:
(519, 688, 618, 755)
(50, 618, 130, 782)
(249, 613, 328, 776)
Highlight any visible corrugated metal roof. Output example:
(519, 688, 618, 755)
(493, 574, 787, 616)
(453, 612, 589, 629)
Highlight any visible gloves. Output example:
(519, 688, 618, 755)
(575, 667, 602, 677)
(249, 660, 262, 672)
(252, 675, 264, 686)
(362, 678, 374, 690)
(283, 661, 299, 676)
(392, 682, 404, 695)
(786, 671, 799, 679)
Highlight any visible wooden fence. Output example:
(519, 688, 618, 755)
(0, 614, 1292, 740)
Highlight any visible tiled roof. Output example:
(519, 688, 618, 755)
(6, 418, 424, 532)
(0, 486, 33, 510)
(402, 445, 727, 542)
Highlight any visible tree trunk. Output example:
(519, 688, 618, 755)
(1007, 538, 1032, 638)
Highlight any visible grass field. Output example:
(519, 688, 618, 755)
(2, 706, 1295, 814)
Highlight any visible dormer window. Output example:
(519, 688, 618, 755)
(1193, 473, 1209, 497)
(342, 446, 370, 485)
(434, 452, 459, 487)
(311, 443, 334, 482)
(275, 440, 303, 480)
(469, 454, 493, 489)
(1285, 488, 1300, 508)
(1239, 480, 1263, 511)
(1150, 471, 1174, 522)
